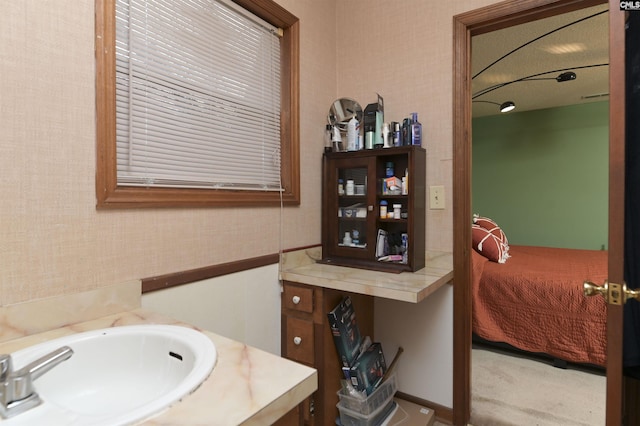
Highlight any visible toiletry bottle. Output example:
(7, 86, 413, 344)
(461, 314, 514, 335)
(363, 103, 377, 149)
(365, 131, 374, 149)
(374, 109, 384, 148)
(392, 122, 401, 147)
(324, 124, 332, 153)
(379, 200, 388, 219)
(402, 118, 411, 146)
(385, 162, 394, 178)
(343, 232, 352, 246)
(338, 179, 345, 196)
(347, 116, 358, 151)
(401, 233, 409, 264)
(393, 204, 402, 219)
(402, 168, 408, 195)
(410, 112, 422, 146)
(332, 125, 343, 152)
(382, 122, 391, 148)
(345, 179, 355, 196)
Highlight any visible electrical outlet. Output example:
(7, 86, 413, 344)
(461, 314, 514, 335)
(430, 186, 445, 209)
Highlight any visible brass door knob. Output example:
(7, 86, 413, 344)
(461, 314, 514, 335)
(583, 280, 608, 299)
(584, 280, 640, 305)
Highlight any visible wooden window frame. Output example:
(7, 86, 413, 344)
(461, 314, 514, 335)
(95, 0, 300, 208)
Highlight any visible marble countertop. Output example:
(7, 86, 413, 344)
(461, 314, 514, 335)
(0, 308, 317, 425)
(281, 247, 453, 303)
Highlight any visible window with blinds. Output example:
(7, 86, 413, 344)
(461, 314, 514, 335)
(115, 0, 282, 191)
(95, 0, 299, 208)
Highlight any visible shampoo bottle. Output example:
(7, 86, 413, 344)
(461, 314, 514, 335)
(410, 112, 422, 146)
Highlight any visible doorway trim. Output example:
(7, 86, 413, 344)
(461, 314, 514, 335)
(452, 1, 607, 424)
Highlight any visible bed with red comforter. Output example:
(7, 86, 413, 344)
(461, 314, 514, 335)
(472, 245, 608, 366)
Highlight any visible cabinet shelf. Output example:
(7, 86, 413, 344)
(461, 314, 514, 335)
(337, 217, 367, 221)
(378, 218, 408, 224)
(378, 194, 407, 199)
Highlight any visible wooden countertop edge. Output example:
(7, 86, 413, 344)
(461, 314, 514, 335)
(280, 268, 453, 304)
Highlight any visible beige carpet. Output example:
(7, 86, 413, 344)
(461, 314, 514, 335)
(470, 346, 605, 426)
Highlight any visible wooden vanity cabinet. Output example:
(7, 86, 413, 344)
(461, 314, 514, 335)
(280, 281, 374, 426)
(321, 146, 426, 272)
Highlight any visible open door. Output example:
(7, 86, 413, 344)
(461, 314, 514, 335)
(583, 6, 640, 425)
(580, 4, 626, 425)
(585, 5, 626, 426)
(453, 1, 629, 425)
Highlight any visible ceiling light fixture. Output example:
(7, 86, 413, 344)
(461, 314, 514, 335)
(556, 71, 577, 82)
(500, 101, 516, 113)
(472, 100, 516, 113)
(543, 43, 587, 55)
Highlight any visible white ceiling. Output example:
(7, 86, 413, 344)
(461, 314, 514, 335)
(471, 4, 609, 117)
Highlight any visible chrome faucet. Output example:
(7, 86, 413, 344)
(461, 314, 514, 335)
(0, 346, 73, 418)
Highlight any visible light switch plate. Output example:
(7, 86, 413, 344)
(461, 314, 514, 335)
(429, 186, 445, 209)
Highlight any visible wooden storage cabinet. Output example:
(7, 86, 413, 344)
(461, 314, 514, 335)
(321, 146, 426, 272)
(280, 281, 374, 426)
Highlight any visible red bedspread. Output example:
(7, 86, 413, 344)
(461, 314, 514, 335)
(472, 245, 608, 366)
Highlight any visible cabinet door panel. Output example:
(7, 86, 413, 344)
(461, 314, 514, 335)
(323, 156, 375, 260)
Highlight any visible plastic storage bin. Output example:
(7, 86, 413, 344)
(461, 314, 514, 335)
(336, 398, 396, 426)
(337, 373, 397, 415)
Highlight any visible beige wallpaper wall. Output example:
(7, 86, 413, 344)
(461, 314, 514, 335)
(1, 0, 497, 307)
(335, 0, 500, 252)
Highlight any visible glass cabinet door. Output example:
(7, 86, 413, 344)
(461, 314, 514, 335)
(338, 166, 367, 247)
(328, 157, 375, 260)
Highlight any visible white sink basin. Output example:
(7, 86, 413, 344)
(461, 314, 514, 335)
(2, 325, 217, 425)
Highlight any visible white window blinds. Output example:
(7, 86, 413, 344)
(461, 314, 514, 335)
(115, 0, 282, 191)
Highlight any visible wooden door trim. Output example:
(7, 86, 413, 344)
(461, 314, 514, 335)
(606, 4, 626, 425)
(452, 1, 609, 425)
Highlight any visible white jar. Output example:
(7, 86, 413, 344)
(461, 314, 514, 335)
(345, 179, 355, 196)
(393, 204, 402, 219)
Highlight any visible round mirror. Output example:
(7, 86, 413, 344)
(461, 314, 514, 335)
(328, 98, 363, 130)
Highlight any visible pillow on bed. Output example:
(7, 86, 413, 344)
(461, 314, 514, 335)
(472, 224, 509, 263)
(473, 214, 509, 246)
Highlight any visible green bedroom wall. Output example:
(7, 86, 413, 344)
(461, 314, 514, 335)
(472, 101, 609, 250)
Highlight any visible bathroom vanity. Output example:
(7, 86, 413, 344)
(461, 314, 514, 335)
(0, 308, 317, 425)
(280, 247, 453, 425)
